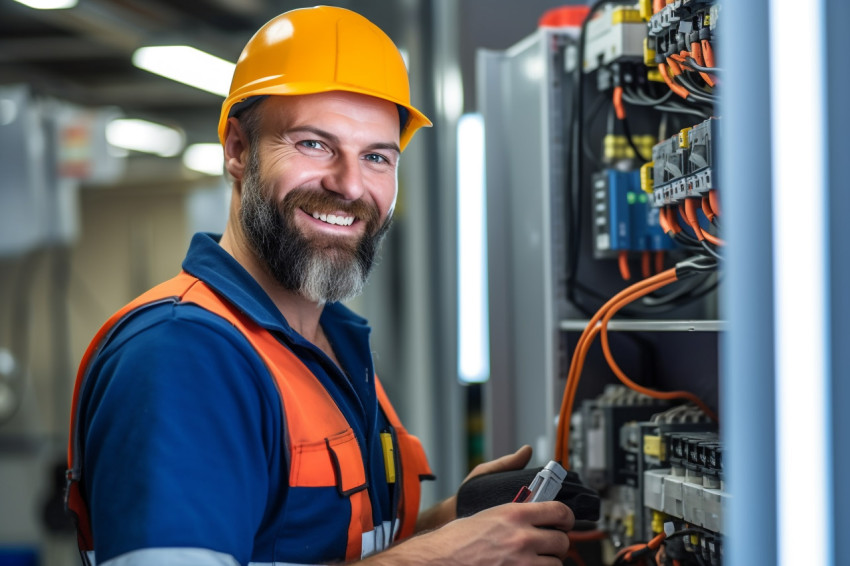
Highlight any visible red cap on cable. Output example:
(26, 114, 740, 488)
(538, 5, 591, 28)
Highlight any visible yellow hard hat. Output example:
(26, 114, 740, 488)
(218, 5, 431, 151)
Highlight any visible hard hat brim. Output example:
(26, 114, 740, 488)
(218, 82, 431, 151)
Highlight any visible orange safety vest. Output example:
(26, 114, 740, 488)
(67, 271, 433, 562)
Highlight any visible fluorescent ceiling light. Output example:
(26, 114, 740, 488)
(106, 119, 184, 157)
(12, 0, 77, 9)
(456, 113, 489, 384)
(132, 46, 234, 97)
(183, 143, 224, 176)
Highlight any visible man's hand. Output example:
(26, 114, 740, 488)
(415, 445, 534, 532)
(367, 499, 576, 565)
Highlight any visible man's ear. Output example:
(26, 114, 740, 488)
(223, 117, 250, 180)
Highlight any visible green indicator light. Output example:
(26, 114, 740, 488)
(627, 192, 636, 205)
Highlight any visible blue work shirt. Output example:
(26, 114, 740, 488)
(77, 232, 395, 565)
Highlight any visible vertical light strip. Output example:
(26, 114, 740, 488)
(457, 113, 489, 383)
(770, 1, 831, 565)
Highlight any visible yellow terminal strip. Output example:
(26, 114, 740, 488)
(380, 432, 396, 483)
(624, 513, 635, 538)
(604, 135, 656, 162)
(651, 511, 666, 534)
(679, 127, 692, 148)
(644, 37, 657, 67)
(704, 13, 711, 27)
(639, 0, 653, 21)
(643, 433, 665, 458)
(612, 7, 642, 24)
(647, 68, 664, 83)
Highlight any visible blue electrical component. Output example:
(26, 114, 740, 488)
(592, 169, 674, 257)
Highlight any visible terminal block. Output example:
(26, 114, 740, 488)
(651, 117, 719, 207)
(648, 0, 716, 66)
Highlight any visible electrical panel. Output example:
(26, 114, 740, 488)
(480, 1, 721, 564)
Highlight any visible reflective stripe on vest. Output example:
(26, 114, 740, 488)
(67, 271, 433, 562)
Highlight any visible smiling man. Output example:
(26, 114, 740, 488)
(66, 6, 574, 566)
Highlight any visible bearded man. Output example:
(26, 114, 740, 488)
(66, 7, 574, 566)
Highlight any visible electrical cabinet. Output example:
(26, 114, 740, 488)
(478, 5, 723, 564)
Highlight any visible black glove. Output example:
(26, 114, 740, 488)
(456, 466, 601, 522)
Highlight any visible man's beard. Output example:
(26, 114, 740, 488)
(239, 145, 392, 305)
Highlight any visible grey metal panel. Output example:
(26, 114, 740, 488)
(477, 47, 517, 458)
(480, 29, 571, 464)
(717, 1, 777, 564)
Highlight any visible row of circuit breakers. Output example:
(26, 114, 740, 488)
(592, 116, 716, 256)
(572, 387, 725, 564)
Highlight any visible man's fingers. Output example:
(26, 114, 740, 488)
(467, 445, 533, 480)
(516, 501, 576, 532)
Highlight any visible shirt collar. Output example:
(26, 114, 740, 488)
(181, 232, 371, 345)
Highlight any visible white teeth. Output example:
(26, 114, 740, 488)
(309, 211, 354, 226)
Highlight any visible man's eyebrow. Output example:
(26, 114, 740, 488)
(287, 126, 400, 155)
(365, 141, 401, 155)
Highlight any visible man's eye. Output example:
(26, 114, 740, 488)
(365, 153, 388, 164)
(299, 140, 324, 150)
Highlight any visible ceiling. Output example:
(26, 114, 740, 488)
(0, 0, 409, 148)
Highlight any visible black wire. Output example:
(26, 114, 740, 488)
(666, 527, 716, 540)
(683, 56, 722, 74)
(620, 117, 650, 162)
(641, 271, 713, 307)
(674, 75, 716, 105)
(642, 271, 720, 313)
(679, 72, 715, 98)
(622, 87, 674, 107)
(700, 239, 723, 261)
(567, 0, 636, 311)
(582, 93, 610, 166)
(656, 103, 711, 119)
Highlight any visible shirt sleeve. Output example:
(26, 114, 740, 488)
(80, 302, 283, 566)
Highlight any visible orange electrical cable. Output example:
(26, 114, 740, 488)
(690, 41, 716, 87)
(599, 288, 719, 421)
(709, 188, 721, 216)
(701, 230, 724, 247)
(615, 544, 644, 562)
(675, 203, 692, 234)
(654, 250, 665, 273)
(683, 199, 706, 240)
(685, 198, 726, 247)
(701, 195, 716, 223)
(619, 250, 632, 280)
(702, 39, 716, 68)
(613, 85, 626, 119)
(569, 530, 608, 543)
(666, 56, 684, 77)
(621, 532, 668, 562)
(658, 205, 671, 233)
(555, 269, 680, 464)
(658, 62, 690, 99)
(641, 251, 651, 279)
(557, 323, 603, 464)
(653, 0, 664, 14)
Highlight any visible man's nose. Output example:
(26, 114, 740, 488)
(323, 154, 365, 201)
